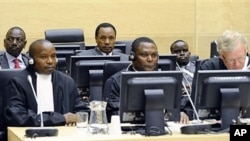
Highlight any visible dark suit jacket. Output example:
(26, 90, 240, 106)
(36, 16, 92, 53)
(76, 47, 129, 61)
(0, 53, 29, 69)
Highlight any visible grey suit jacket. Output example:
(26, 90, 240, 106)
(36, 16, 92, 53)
(0, 53, 29, 69)
(76, 47, 129, 61)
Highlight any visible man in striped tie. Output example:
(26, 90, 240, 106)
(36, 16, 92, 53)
(0, 26, 29, 69)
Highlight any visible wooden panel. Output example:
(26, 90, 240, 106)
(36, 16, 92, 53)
(0, 0, 250, 59)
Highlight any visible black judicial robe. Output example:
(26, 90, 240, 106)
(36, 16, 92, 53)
(5, 66, 88, 127)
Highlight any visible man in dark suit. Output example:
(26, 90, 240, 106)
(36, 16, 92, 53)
(0, 26, 29, 69)
(76, 22, 128, 61)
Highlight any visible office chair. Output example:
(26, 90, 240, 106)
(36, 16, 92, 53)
(102, 61, 130, 122)
(45, 28, 85, 45)
(189, 55, 199, 62)
(44, 28, 85, 73)
(210, 40, 219, 58)
(102, 61, 131, 101)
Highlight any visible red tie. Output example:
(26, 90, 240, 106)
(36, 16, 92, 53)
(14, 58, 21, 69)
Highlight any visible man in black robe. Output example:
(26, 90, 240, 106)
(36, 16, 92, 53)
(5, 39, 89, 127)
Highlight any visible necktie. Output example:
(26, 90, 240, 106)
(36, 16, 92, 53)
(14, 58, 21, 69)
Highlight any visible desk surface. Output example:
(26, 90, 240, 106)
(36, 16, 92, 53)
(8, 125, 229, 141)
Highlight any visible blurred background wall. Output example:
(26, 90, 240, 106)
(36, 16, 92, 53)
(1, 0, 250, 59)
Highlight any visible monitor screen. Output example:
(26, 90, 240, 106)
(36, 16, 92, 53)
(85, 44, 127, 54)
(70, 55, 121, 100)
(120, 71, 182, 135)
(194, 70, 250, 130)
(53, 44, 83, 73)
(158, 54, 177, 71)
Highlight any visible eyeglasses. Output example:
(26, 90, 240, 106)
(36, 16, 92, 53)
(222, 55, 246, 64)
(6, 37, 25, 43)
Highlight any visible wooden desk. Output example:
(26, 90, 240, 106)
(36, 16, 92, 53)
(8, 126, 229, 141)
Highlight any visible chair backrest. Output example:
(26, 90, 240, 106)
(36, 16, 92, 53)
(210, 40, 219, 58)
(102, 61, 131, 100)
(45, 28, 84, 43)
(45, 28, 85, 73)
(189, 55, 199, 62)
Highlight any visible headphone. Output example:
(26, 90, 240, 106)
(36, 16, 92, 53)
(129, 51, 136, 61)
(28, 57, 58, 65)
(28, 58, 34, 65)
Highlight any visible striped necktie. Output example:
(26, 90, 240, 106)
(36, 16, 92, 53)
(13, 58, 21, 69)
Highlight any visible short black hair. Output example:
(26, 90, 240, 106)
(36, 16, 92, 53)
(170, 39, 187, 52)
(131, 37, 156, 53)
(95, 22, 116, 38)
(6, 26, 26, 40)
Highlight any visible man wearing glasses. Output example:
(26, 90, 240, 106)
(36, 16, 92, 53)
(0, 26, 29, 69)
(196, 30, 250, 119)
(199, 30, 249, 70)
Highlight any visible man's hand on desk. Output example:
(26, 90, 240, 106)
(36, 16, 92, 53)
(64, 112, 77, 126)
(179, 112, 189, 124)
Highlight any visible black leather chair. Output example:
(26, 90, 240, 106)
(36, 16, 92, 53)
(190, 54, 199, 62)
(102, 61, 130, 122)
(45, 28, 85, 73)
(210, 40, 219, 58)
(102, 61, 131, 101)
(45, 28, 85, 45)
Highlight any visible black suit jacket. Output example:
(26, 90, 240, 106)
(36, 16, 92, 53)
(76, 47, 129, 61)
(0, 53, 29, 69)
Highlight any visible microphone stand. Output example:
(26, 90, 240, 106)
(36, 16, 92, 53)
(176, 63, 213, 134)
(25, 75, 58, 138)
(176, 63, 201, 123)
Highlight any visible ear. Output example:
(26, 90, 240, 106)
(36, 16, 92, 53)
(218, 55, 223, 60)
(23, 40, 27, 47)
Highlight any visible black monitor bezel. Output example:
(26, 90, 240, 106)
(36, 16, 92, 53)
(70, 55, 121, 85)
(194, 70, 250, 109)
(158, 54, 177, 71)
(53, 44, 82, 73)
(119, 71, 183, 124)
(194, 70, 250, 129)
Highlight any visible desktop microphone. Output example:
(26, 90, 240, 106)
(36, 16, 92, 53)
(176, 63, 213, 134)
(176, 63, 201, 123)
(25, 75, 58, 138)
(27, 75, 44, 127)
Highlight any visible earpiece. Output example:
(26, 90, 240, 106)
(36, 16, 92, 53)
(129, 51, 136, 61)
(28, 58, 34, 65)
(28, 58, 58, 65)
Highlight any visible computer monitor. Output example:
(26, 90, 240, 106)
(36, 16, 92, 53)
(70, 55, 121, 100)
(158, 54, 177, 71)
(0, 69, 23, 140)
(194, 70, 250, 130)
(54, 44, 83, 73)
(85, 44, 127, 54)
(120, 71, 183, 135)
